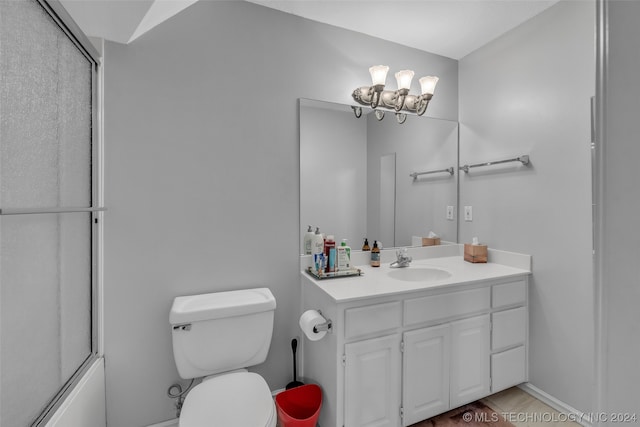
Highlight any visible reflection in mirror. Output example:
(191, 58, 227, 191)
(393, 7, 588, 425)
(300, 98, 458, 253)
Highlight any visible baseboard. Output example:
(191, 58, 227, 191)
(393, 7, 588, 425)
(146, 419, 178, 427)
(518, 383, 592, 427)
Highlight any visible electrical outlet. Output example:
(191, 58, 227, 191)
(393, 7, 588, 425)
(446, 206, 454, 220)
(464, 206, 473, 221)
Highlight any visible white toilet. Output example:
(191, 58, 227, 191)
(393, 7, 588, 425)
(169, 288, 277, 427)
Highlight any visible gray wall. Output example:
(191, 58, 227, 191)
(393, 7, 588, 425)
(458, 1, 594, 413)
(598, 0, 640, 420)
(102, 2, 457, 426)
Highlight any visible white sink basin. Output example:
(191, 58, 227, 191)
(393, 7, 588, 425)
(387, 266, 452, 282)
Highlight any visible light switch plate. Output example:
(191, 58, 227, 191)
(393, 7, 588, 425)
(446, 206, 454, 220)
(464, 206, 473, 221)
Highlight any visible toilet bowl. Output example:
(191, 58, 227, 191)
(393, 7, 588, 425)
(169, 288, 277, 427)
(179, 371, 276, 427)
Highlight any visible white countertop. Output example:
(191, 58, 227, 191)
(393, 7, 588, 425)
(301, 248, 531, 303)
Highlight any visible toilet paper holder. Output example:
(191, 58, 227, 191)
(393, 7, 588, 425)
(312, 310, 333, 333)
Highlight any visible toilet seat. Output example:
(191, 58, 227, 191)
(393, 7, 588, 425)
(179, 371, 276, 427)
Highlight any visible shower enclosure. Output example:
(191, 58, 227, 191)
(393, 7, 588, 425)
(0, 0, 101, 425)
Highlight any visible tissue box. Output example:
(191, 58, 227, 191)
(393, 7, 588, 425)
(464, 244, 487, 263)
(422, 237, 441, 246)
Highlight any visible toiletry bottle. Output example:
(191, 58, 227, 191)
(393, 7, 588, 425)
(324, 235, 337, 273)
(362, 238, 370, 251)
(337, 239, 351, 271)
(303, 225, 314, 255)
(312, 227, 325, 273)
(371, 240, 381, 267)
(312, 227, 324, 254)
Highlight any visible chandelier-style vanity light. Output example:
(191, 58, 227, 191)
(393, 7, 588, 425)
(351, 65, 439, 124)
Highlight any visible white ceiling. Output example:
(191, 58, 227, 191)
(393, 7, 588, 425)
(246, 0, 559, 59)
(60, 0, 559, 59)
(59, 0, 197, 44)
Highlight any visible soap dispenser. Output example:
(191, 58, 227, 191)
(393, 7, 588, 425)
(362, 238, 370, 251)
(370, 240, 380, 267)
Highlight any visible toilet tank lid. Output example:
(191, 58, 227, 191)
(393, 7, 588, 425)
(170, 288, 276, 325)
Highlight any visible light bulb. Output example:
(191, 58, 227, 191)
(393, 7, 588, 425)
(369, 65, 389, 86)
(395, 70, 414, 90)
(419, 76, 439, 95)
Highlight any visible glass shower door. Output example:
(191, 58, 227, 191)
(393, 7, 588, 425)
(0, 0, 99, 425)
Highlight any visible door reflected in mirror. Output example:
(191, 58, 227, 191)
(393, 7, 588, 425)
(300, 98, 458, 253)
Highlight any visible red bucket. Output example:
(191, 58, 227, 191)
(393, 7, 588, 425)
(275, 384, 322, 427)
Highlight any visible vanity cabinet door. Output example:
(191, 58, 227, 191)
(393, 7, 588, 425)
(492, 306, 527, 351)
(491, 306, 528, 392)
(345, 334, 402, 427)
(450, 314, 490, 408)
(402, 324, 450, 426)
(491, 346, 526, 393)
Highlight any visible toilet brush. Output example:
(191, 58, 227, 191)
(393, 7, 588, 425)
(286, 338, 304, 389)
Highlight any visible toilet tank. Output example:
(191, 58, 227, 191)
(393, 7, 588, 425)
(170, 288, 276, 379)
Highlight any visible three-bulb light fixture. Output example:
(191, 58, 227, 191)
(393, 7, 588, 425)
(351, 65, 439, 124)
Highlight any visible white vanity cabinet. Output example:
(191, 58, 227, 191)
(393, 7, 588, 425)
(402, 324, 450, 425)
(300, 266, 529, 427)
(490, 280, 528, 393)
(344, 334, 402, 427)
(401, 286, 492, 426)
(449, 314, 491, 408)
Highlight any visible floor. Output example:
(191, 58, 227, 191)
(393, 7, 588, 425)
(406, 387, 583, 427)
(479, 387, 583, 427)
(183, 386, 583, 427)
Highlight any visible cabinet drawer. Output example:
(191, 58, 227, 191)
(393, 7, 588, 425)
(345, 301, 402, 340)
(491, 346, 526, 392)
(492, 307, 527, 350)
(492, 280, 526, 308)
(404, 288, 490, 326)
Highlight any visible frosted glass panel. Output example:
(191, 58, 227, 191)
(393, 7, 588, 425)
(0, 213, 92, 427)
(0, 1, 95, 426)
(59, 213, 92, 379)
(0, 0, 92, 209)
(58, 33, 92, 207)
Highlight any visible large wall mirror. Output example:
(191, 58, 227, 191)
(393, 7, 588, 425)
(300, 98, 458, 253)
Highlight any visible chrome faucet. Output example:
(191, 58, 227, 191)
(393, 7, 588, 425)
(390, 248, 412, 268)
